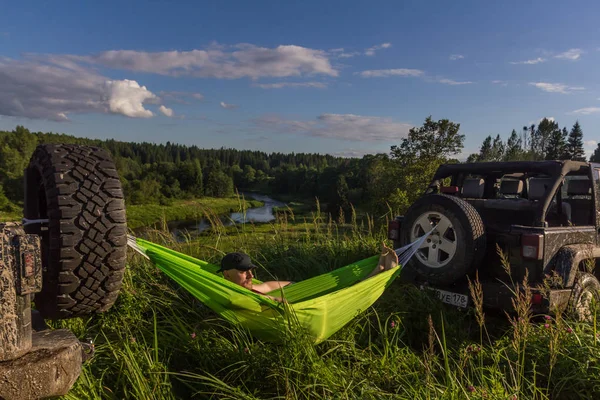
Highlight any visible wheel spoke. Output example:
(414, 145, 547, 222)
(438, 238, 456, 256)
(427, 247, 439, 265)
(414, 215, 434, 235)
(419, 240, 430, 249)
(435, 218, 451, 237)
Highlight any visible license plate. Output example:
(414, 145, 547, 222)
(421, 286, 469, 308)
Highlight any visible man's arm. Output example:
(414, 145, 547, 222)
(366, 242, 398, 279)
(253, 280, 293, 294)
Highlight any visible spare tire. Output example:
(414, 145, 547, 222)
(400, 194, 485, 285)
(24, 144, 127, 319)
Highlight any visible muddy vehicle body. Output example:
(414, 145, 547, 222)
(0, 144, 127, 399)
(389, 160, 600, 318)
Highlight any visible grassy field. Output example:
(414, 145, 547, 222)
(126, 196, 264, 229)
(48, 204, 600, 400)
(0, 196, 264, 227)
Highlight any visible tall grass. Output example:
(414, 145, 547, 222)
(54, 201, 600, 399)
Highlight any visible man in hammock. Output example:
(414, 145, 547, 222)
(218, 243, 398, 297)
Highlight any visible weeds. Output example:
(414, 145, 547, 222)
(53, 199, 600, 399)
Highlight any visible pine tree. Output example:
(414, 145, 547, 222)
(505, 129, 523, 161)
(491, 134, 505, 161)
(566, 121, 585, 161)
(477, 136, 493, 161)
(591, 144, 600, 162)
(545, 126, 567, 160)
(536, 118, 558, 159)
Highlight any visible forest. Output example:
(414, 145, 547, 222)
(1, 116, 598, 218)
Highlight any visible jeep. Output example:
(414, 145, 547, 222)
(388, 160, 600, 319)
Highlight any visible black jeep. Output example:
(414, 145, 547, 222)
(388, 160, 600, 318)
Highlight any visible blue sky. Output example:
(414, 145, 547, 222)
(1, 0, 599, 158)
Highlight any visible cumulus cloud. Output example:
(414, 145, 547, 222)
(529, 82, 585, 94)
(554, 48, 584, 60)
(105, 80, 157, 118)
(364, 43, 392, 56)
(510, 57, 546, 65)
(449, 54, 464, 60)
(220, 101, 238, 110)
(159, 91, 204, 103)
(72, 44, 338, 79)
(0, 56, 159, 121)
(437, 78, 473, 85)
(159, 105, 174, 117)
(253, 113, 412, 142)
(569, 107, 600, 115)
(358, 68, 424, 78)
(252, 81, 327, 89)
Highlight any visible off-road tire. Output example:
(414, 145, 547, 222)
(400, 194, 486, 285)
(568, 272, 600, 322)
(24, 144, 127, 319)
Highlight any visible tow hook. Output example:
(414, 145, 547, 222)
(80, 337, 95, 362)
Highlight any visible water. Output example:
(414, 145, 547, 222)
(169, 193, 286, 240)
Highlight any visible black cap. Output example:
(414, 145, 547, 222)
(218, 252, 257, 273)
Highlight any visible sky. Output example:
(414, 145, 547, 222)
(1, 0, 599, 159)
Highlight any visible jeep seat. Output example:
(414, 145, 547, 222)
(565, 179, 593, 225)
(499, 179, 524, 198)
(529, 177, 571, 224)
(462, 178, 484, 198)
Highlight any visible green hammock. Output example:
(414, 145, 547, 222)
(128, 235, 427, 344)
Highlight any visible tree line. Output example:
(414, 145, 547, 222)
(467, 118, 588, 162)
(1, 118, 599, 219)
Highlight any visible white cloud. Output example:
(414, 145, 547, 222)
(510, 57, 546, 65)
(159, 91, 204, 104)
(585, 140, 598, 147)
(220, 101, 238, 110)
(449, 54, 464, 60)
(529, 82, 585, 94)
(253, 82, 327, 89)
(492, 80, 508, 86)
(554, 48, 584, 60)
(159, 105, 174, 117)
(337, 52, 361, 58)
(253, 113, 412, 142)
(330, 148, 378, 158)
(0, 57, 159, 121)
(358, 68, 424, 78)
(71, 44, 338, 79)
(364, 43, 392, 56)
(437, 78, 473, 85)
(105, 80, 157, 118)
(569, 107, 600, 115)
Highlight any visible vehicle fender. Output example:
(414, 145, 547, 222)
(551, 244, 600, 287)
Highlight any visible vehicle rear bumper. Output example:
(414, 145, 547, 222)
(0, 329, 83, 400)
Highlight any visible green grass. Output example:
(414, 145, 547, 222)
(126, 196, 264, 229)
(0, 201, 24, 222)
(52, 205, 600, 399)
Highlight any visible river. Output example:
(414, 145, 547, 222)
(169, 193, 286, 240)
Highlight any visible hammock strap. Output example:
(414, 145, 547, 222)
(395, 230, 432, 266)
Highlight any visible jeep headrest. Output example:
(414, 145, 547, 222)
(528, 178, 553, 201)
(499, 180, 523, 195)
(462, 178, 484, 198)
(567, 179, 591, 196)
